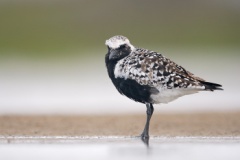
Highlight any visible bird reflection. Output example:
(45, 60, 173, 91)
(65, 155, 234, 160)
(141, 136, 150, 147)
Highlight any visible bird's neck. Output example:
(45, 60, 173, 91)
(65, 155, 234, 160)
(105, 52, 118, 80)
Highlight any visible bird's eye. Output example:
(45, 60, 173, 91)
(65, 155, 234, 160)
(119, 44, 126, 50)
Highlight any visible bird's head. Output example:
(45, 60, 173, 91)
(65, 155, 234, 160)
(105, 35, 135, 61)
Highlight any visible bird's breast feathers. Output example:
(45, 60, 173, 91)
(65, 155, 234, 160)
(113, 49, 205, 103)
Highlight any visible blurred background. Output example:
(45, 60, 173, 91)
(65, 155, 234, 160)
(0, 0, 239, 115)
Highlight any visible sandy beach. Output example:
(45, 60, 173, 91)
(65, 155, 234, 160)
(1, 112, 239, 137)
(1, 112, 240, 160)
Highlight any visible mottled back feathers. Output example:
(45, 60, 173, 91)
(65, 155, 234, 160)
(114, 48, 206, 90)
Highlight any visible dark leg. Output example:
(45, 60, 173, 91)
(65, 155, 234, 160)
(141, 103, 154, 145)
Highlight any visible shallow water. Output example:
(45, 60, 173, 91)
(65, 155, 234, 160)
(0, 136, 240, 160)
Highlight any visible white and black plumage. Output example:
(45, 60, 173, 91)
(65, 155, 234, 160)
(105, 35, 223, 143)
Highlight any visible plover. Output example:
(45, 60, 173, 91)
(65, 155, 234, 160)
(105, 35, 223, 142)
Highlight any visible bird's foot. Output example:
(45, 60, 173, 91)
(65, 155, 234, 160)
(140, 133, 150, 146)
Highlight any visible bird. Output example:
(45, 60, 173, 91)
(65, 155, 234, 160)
(104, 35, 223, 143)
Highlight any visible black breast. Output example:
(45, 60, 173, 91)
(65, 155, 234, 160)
(113, 78, 156, 103)
(105, 51, 157, 104)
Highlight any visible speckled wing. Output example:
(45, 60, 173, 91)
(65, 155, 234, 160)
(114, 48, 206, 90)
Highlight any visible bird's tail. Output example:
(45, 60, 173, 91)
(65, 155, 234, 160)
(200, 81, 223, 91)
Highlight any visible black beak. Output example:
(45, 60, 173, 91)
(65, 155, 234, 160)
(109, 49, 119, 60)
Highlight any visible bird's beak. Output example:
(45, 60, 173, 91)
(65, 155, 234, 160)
(109, 49, 119, 60)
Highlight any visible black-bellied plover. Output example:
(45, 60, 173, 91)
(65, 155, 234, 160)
(105, 35, 223, 143)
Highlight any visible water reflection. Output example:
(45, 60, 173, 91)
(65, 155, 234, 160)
(1, 136, 240, 160)
(141, 136, 150, 147)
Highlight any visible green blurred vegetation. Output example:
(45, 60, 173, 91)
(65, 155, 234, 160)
(0, 0, 239, 58)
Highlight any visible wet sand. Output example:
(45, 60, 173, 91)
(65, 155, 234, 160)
(1, 112, 240, 160)
(1, 112, 240, 137)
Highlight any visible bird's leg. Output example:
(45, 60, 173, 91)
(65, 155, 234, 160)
(141, 103, 154, 143)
